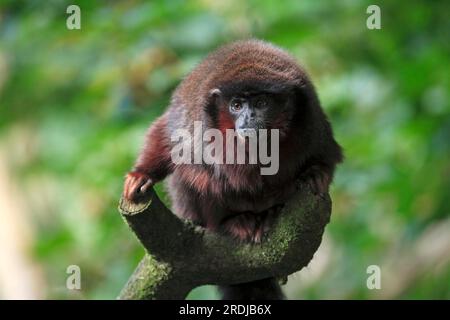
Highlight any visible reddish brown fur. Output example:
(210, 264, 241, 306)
(217, 111, 235, 132)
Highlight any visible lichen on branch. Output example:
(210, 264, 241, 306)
(118, 181, 331, 300)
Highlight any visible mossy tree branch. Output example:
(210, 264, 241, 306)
(118, 181, 332, 300)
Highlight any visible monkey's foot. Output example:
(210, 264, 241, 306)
(123, 171, 154, 203)
(221, 208, 280, 243)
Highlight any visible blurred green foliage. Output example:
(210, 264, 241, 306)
(0, 0, 449, 299)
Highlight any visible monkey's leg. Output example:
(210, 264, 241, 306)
(219, 278, 285, 300)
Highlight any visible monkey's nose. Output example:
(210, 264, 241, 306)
(244, 109, 256, 121)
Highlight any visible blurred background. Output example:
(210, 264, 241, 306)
(0, 0, 449, 299)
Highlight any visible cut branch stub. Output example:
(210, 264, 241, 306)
(118, 181, 331, 300)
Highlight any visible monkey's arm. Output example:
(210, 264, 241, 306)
(299, 134, 343, 196)
(124, 114, 174, 202)
(300, 163, 334, 196)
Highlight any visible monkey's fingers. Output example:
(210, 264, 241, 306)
(300, 166, 330, 197)
(222, 213, 261, 243)
(252, 231, 262, 243)
(123, 172, 153, 202)
(123, 175, 137, 199)
(139, 178, 154, 193)
(308, 172, 329, 197)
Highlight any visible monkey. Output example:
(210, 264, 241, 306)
(123, 39, 343, 300)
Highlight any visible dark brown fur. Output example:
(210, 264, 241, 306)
(123, 40, 343, 299)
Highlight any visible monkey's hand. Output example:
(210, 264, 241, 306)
(123, 171, 154, 203)
(300, 165, 330, 197)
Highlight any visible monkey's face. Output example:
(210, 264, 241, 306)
(229, 94, 268, 137)
(207, 86, 296, 141)
(226, 93, 291, 139)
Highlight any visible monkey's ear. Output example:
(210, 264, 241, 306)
(209, 88, 222, 98)
(204, 88, 222, 125)
(206, 88, 222, 110)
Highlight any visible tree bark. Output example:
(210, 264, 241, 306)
(118, 181, 331, 300)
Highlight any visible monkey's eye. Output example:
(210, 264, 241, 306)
(230, 100, 243, 112)
(256, 99, 267, 108)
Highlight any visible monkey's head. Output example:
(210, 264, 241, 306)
(206, 80, 304, 140)
(178, 40, 317, 144)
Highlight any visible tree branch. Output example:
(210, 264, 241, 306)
(118, 181, 332, 300)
